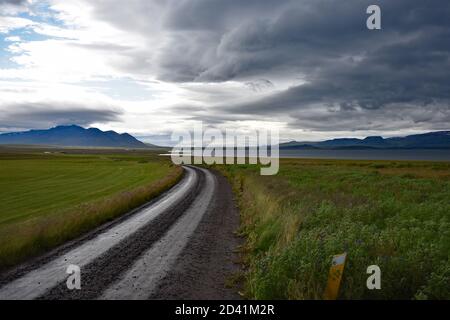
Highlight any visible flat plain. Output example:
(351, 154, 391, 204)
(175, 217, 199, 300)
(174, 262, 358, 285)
(0, 147, 181, 270)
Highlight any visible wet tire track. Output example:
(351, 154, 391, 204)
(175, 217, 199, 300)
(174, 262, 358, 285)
(0, 166, 242, 300)
(39, 168, 205, 300)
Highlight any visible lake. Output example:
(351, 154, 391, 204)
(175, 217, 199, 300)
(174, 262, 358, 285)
(279, 149, 450, 161)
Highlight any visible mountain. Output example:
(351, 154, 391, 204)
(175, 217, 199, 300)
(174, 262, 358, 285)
(280, 131, 450, 150)
(144, 142, 166, 149)
(0, 125, 147, 148)
(277, 142, 320, 150)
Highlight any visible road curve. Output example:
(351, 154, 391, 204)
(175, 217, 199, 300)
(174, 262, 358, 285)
(0, 166, 241, 300)
(100, 166, 215, 299)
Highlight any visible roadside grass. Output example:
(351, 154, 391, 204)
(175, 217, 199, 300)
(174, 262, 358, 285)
(215, 159, 450, 300)
(0, 149, 182, 270)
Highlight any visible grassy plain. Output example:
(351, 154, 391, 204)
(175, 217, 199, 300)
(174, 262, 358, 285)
(0, 147, 181, 270)
(216, 158, 450, 300)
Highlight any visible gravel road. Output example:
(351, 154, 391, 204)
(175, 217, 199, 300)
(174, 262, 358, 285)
(0, 166, 242, 300)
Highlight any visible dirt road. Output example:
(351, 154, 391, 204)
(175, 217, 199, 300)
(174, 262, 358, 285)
(0, 166, 242, 300)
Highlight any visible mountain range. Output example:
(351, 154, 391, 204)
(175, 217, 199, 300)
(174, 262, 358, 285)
(280, 131, 450, 150)
(0, 125, 449, 150)
(0, 125, 148, 148)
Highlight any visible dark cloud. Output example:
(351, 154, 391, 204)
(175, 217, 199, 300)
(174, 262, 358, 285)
(0, 0, 25, 4)
(245, 79, 274, 92)
(154, 0, 450, 83)
(164, 0, 283, 31)
(144, 0, 449, 132)
(154, 0, 369, 81)
(3, 0, 449, 134)
(0, 102, 122, 130)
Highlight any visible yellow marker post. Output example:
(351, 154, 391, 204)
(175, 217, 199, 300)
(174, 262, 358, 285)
(324, 252, 347, 300)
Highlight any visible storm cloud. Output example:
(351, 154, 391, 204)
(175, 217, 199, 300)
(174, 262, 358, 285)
(1, 0, 449, 138)
(0, 102, 122, 132)
(152, 0, 450, 133)
(0, 0, 26, 4)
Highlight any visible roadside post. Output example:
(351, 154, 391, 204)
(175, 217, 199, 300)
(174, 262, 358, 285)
(324, 252, 347, 300)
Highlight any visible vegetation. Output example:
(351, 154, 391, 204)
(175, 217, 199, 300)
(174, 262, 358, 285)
(216, 159, 450, 300)
(0, 148, 182, 270)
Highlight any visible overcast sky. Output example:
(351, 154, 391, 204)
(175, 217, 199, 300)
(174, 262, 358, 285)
(0, 0, 449, 144)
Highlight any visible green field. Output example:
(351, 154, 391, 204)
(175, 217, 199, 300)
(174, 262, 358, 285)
(0, 148, 182, 269)
(217, 159, 450, 300)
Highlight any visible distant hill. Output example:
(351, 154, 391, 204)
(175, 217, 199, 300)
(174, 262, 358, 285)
(277, 142, 320, 150)
(144, 142, 167, 149)
(280, 131, 450, 150)
(0, 125, 148, 148)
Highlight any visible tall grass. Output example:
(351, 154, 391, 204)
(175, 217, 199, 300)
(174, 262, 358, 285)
(217, 159, 450, 300)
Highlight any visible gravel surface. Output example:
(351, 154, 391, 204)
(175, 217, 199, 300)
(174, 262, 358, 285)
(0, 166, 242, 300)
(150, 169, 243, 300)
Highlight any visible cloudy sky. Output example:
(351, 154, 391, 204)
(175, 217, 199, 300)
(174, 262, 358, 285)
(0, 0, 449, 145)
